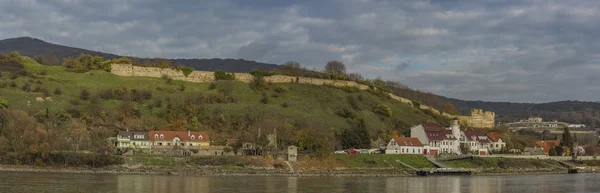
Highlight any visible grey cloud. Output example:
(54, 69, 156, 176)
(2, 0, 600, 102)
(237, 42, 279, 61)
(394, 62, 410, 72)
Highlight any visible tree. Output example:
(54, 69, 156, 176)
(548, 147, 558, 156)
(282, 61, 303, 76)
(561, 127, 574, 149)
(340, 119, 371, 149)
(554, 146, 564, 156)
(348, 73, 364, 82)
(442, 102, 460, 115)
(324, 60, 346, 76)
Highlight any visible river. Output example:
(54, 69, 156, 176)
(0, 172, 598, 193)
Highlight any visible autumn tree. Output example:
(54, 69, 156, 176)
(0, 110, 37, 152)
(442, 102, 460, 115)
(324, 60, 346, 76)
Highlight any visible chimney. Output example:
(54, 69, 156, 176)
(453, 119, 459, 127)
(188, 130, 191, 136)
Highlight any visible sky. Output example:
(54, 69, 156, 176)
(1, 0, 599, 103)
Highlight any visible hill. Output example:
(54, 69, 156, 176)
(444, 97, 600, 128)
(0, 54, 451, 154)
(0, 37, 280, 72)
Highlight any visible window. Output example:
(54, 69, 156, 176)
(412, 149, 415, 153)
(199, 135, 203, 140)
(191, 135, 195, 140)
(154, 134, 159, 138)
(189, 143, 193, 146)
(160, 134, 164, 139)
(158, 142, 163, 146)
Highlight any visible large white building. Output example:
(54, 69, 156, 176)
(385, 137, 423, 154)
(410, 120, 498, 155)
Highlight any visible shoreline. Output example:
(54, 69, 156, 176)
(0, 165, 576, 177)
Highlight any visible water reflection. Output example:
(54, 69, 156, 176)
(1, 172, 600, 193)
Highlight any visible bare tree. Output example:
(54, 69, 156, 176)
(348, 73, 364, 82)
(282, 61, 303, 77)
(324, 60, 346, 75)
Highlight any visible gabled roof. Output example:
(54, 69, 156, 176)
(148, 131, 210, 142)
(117, 131, 148, 141)
(425, 130, 455, 141)
(487, 132, 503, 142)
(535, 140, 560, 154)
(464, 130, 490, 143)
(422, 123, 444, 131)
(393, 137, 423, 147)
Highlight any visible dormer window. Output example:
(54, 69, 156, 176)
(198, 135, 203, 140)
(191, 135, 195, 140)
(160, 134, 164, 139)
(154, 134, 159, 138)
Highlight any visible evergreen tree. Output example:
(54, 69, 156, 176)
(548, 148, 558, 156)
(340, 119, 371, 149)
(554, 146, 564, 156)
(560, 127, 573, 149)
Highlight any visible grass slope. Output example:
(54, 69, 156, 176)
(0, 57, 441, 140)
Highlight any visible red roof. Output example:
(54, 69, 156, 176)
(487, 133, 503, 142)
(464, 130, 490, 143)
(393, 137, 423, 147)
(425, 130, 455, 141)
(422, 123, 444, 131)
(148, 131, 210, 142)
(535, 140, 560, 154)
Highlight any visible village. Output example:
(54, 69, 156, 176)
(110, 116, 595, 166)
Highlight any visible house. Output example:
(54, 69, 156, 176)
(463, 130, 491, 155)
(149, 130, 210, 149)
(385, 136, 423, 154)
(535, 140, 561, 155)
(410, 120, 461, 155)
(115, 131, 151, 150)
(487, 132, 506, 151)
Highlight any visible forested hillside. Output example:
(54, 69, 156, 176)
(0, 52, 451, 158)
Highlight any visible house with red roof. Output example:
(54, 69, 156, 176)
(149, 130, 210, 149)
(410, 120, 462, 155)
(462, 129, 491, 155)
(487, 132, 506, 151)
(385, 136, 424, 154)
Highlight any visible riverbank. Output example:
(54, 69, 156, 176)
(0, 154, 590, 177)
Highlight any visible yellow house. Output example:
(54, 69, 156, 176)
(149, 131, 210, 149)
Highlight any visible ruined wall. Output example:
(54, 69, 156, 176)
(457, 109, 495, 128)
(110, 64, 494, 127)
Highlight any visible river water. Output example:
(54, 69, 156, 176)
(0, 172, 599, 193)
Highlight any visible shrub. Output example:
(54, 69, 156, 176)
(273, 86, 286, 94)
(373, 104, 392, 117)
(260, 92, 269, 104)
(281, 102, 289, 108)
(63, 54, 109, 73)
(42, 88, 51, 97)
(39, 70, 48, 76)
(223, 147, 232, 153)
(178, 84, 186, 92)
(411, 100, 421, 108)
(0, 98, 8, 109)
(33, 85, 43, 92)
(336, 108, 356, 119)
(69, 99, 81, 106)
(54, 88, 63, 95)
(208, 82, 216, 90)
(21, 83, 31, 92)
(9, 81, 17, 88)
(214, 71, 236, 80)
(0, 82, 6, 88)
(166, 77, 173, 84)
(250, 75, 267, 90)
(271, 92, 280, 98)
(80, 89, 90, 100)
(347, 96, 361, 111)
(178, 66, 194, 77)
(161, 74, 169, 79)
(249, 70, 275, 77)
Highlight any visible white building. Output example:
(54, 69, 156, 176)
(487, 133, 506, 151)
(385, 137, 423, 154)
(410, 120, 461, 155)
(462, 130, 491, 155)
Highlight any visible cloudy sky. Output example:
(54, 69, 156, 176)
(1, 0, 599, 103)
